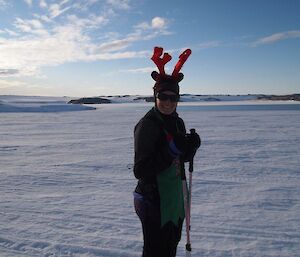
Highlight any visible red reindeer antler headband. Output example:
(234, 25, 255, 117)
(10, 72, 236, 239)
(151, 46, 192, 80)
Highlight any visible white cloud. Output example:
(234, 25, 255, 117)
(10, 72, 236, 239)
(49, 3, 71, 18)
(252, 30, 300, 46)
(71, 0, 99, 12)
(40, 0, 47, 8)
(196, 41, 220, 50)
(14, 18, 32, 33)
(0, 20, 144, 77)
(119, 67, 153, 74)
(24, 0, 32, 7)
(97, 38, 132, 52)
(106, 0, 130, 10)
(29, 19, 43, 29)
(0, 1, 171, 78)
(151, 17, 167, 29)
(136, 17, 168, 31)
(87, 50, 148, 61)
(37, 14, 52, 23)
(14, 18, 48, 35)
(0, 0, 9, 10)
(4, 29, 19, 36)
(67, 14, 108, 28)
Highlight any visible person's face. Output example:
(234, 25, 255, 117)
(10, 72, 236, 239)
(156, 90, 179, 115)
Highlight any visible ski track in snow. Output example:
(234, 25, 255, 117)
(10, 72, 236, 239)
(1, 102, 300, 257)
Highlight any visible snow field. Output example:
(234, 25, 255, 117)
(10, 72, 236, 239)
(1, 102, 300, 256)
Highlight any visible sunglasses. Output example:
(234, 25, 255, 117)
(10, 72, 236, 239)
(156, 92, 180, 102)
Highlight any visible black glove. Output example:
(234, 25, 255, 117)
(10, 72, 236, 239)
(168, 132, 187, 157)
(186, 132, 201, 150)
(184, 132, 201, 161)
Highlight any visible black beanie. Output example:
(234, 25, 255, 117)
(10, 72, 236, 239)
(152, 72, 183, 95)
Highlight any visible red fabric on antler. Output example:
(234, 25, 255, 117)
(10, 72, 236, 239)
(172, 49, 192, 77)
(151, 47, 172, 75)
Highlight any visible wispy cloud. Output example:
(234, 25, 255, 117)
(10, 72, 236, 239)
(0, 0, 9, 10)
(0, 1, 171, 79)
(39, 0, 47, 9)
(192, 31, 300, 50)
(24, 0, 33, 7)
(106, 0, 130, 10)
(135, 16, 168, 31)
(14, 17, 46, 35)
(94, 17, 170, 53)
(252, 30, 300, 46)
(195, 41, 221, 50)
(119, 67, 153, 74)
(3, 28, 19, 36)
(49, 2, 72, 19)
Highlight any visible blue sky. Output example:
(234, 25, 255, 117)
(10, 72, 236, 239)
(0, 0, 299, 96)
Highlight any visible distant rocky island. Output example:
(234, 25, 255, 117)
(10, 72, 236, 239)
(257, 94, 300, 101)
(68, 94, 300, 104)
(68, 96, 154, 104)
(68, 97, 111, 104)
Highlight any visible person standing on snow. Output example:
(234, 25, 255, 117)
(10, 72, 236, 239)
(133, 47, 201, 257)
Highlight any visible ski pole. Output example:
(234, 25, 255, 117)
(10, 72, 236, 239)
(185, 161, 193, 254)
(186, 129, 196, 255)
(180, 156, 190, 252)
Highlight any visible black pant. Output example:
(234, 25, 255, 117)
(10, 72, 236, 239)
(134, 192, 183, 257)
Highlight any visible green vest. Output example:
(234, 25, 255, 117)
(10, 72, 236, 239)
(156, 161, 185, 227)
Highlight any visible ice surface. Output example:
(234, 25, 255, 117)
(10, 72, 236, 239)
(0, 96, 300, 256)
(0, 95, 95, 112)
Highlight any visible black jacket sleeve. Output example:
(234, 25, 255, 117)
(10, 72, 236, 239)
(133, 118, 174, 180)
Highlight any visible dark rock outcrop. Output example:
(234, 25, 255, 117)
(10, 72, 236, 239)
(133, 96, 155, 102)
(257, 94, 300, 101)
(68, 97, 111, 104)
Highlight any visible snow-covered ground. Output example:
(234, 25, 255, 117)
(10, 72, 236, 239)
(0, 94, 298, 112)
(0, 95, 95, 112)
(1, 96, 300, 257)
